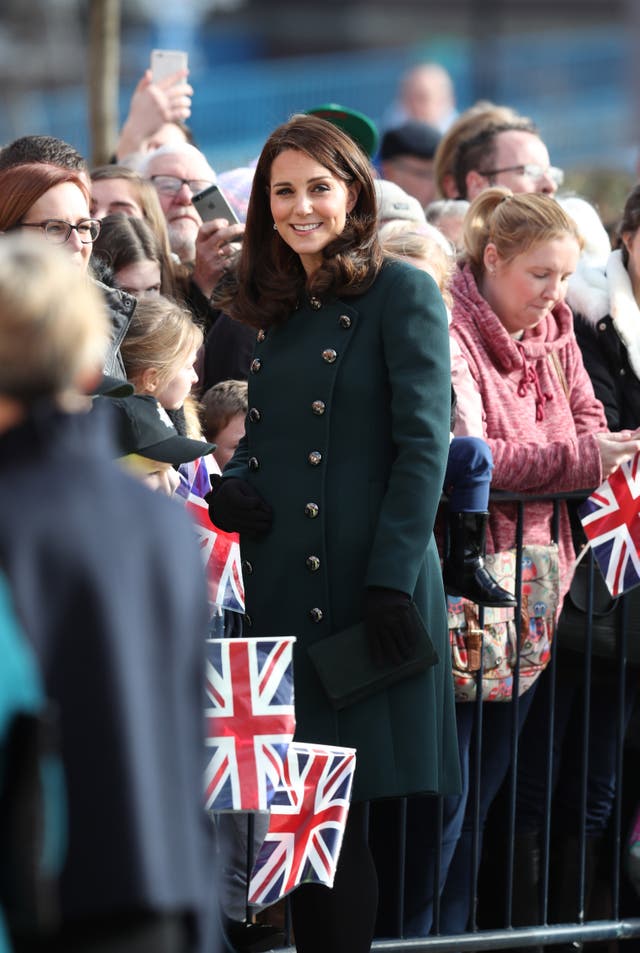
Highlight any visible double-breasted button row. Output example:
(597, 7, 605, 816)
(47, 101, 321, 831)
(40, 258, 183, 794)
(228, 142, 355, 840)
(322, 348, 337, 364)
(339, 314, 352, 329)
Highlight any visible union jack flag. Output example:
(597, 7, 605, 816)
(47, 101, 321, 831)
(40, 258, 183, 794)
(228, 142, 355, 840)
(176, 456, 245, 614)
(578, 451, 640, 596)
(248, 742, 356, 905)
(204, 637, 296, 812)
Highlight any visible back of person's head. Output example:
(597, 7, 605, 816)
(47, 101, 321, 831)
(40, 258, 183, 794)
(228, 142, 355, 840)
(615, 184, 640, 267)
(0, 235, 108, 401)
(462, 187, 583, 278)
(378, 219, 454, 303)
(426, 198, 470, 252)
(200, 379, 248, 440)
(454, 119, 539, 200)
(120, 294, 202, 390)
(0, 162, 90, 233)
(0, 135, 87, 173)
(434, 104, 530, 199)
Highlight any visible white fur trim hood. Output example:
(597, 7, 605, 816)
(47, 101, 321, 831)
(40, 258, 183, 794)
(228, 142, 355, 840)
(570, 249, 640, 380)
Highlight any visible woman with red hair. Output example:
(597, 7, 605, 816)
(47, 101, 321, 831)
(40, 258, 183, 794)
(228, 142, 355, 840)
(0, 162, 100, 271)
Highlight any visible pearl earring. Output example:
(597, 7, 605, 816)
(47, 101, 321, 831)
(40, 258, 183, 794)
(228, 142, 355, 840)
(273, 223, 278, 231)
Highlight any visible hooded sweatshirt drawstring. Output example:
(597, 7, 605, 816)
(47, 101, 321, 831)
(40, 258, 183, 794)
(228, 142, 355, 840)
(516, 342, 552, 421)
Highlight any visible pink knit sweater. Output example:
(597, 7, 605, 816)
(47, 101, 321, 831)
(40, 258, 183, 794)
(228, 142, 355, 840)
(450, 263, 608, 596)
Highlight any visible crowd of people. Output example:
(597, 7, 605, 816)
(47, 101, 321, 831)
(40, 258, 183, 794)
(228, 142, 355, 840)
(1, 56, 639, 953)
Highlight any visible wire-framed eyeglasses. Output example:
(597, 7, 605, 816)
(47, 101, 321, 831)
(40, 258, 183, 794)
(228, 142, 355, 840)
(479, 164, 564, 188)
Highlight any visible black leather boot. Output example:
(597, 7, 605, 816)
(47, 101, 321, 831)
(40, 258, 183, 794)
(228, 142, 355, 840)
(511, 832, 544, 953)
(547, 833, 603, 952)
(442, 511, 517, 608)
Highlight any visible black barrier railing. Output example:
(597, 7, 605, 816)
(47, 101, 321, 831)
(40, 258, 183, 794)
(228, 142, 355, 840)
(223, 489, 640, 952)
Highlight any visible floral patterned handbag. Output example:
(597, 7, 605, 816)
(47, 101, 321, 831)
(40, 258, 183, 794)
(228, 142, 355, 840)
(448, 544, 560, 701)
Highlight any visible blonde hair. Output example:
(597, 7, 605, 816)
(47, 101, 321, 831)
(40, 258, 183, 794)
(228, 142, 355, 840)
(0, 235, 108, 400)
(379, 219, 454, 305)
(463, 188, 584, 278)
(120, 295, 203, 391)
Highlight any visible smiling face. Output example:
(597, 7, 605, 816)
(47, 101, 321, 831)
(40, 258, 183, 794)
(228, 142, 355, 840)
(480, 234, 580, 335)
(269, 149, 360, 276)
(23, 182, 94, 270)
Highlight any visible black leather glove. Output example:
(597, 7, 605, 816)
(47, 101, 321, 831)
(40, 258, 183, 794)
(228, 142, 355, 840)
(364, 586, 418, 668)
(206, 475, 273, 537)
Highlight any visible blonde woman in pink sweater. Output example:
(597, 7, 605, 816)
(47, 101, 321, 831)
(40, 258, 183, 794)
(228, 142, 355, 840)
(414, 189, 640, 938)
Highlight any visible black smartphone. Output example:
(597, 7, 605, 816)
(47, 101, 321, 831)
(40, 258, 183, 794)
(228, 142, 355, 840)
(192, 183, 240, 225)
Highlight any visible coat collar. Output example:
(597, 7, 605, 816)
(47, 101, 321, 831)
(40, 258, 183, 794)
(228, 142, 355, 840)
(606, 249, 640, 380)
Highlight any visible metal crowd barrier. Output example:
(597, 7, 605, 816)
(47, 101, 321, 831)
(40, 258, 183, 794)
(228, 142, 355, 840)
(229, 491, 640, 952)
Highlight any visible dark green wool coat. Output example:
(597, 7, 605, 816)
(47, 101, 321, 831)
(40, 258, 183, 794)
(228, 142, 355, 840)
(224, 258, 460, 801)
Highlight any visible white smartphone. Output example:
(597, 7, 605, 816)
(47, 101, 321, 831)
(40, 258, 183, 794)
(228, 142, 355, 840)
(192, 183, 240, 225)
(150, 49, 188, 85)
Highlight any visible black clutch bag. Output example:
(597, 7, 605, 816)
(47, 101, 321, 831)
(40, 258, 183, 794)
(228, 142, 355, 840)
(308, 602, 439, 710)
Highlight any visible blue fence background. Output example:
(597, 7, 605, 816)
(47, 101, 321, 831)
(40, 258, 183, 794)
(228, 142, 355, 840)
(0, 25, 634, 175)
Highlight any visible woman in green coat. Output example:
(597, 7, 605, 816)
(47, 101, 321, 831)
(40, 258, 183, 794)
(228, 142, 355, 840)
(208, 114, 459, 953)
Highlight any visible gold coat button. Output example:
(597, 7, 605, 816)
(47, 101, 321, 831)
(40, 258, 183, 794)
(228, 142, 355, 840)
(250, 358, 262, 374)
(257, 329, 266, 342)
(242, 560, 253, 575)
(248, 457, 260, 471)
(339, 314, 352, 329)
(322, 348, 337, 363)
(598, 322, 607, 332)
(308, 451, 322, 466)
(311, 400, 325, 415)
(306, 555, 321, 572)
(309, 296, 322, 310)
(248, 407, 261, 423)
(309, 608, 324, 623)
(305, 502, 319, 518)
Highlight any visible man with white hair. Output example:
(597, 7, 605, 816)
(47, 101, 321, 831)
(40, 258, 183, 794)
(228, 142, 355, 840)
(138, 143, 244, 303)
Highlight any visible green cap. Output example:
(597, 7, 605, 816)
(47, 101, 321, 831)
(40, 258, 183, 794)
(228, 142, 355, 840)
(305, 103, 380, 158)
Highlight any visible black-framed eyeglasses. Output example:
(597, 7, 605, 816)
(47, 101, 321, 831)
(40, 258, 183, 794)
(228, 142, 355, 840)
(479, 164, 564, 188)
(150, 175, 214, 196)
(18, 218, 101, 244)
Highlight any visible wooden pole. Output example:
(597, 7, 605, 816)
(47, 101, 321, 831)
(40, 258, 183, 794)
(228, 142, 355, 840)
(88, 0, 121, 167)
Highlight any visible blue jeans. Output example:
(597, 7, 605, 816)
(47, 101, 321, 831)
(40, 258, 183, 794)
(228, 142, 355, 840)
(445, 437, 493, 513)
(516, 649, 638, 836)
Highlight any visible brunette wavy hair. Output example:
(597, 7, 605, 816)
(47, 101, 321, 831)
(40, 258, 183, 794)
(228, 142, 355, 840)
(216, 114, 383, 329)
(0, 162, 91, 232)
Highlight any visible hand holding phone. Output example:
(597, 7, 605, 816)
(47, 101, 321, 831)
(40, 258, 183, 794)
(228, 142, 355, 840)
(192, 184, 240, 225)
(150, 49, 189, 85)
